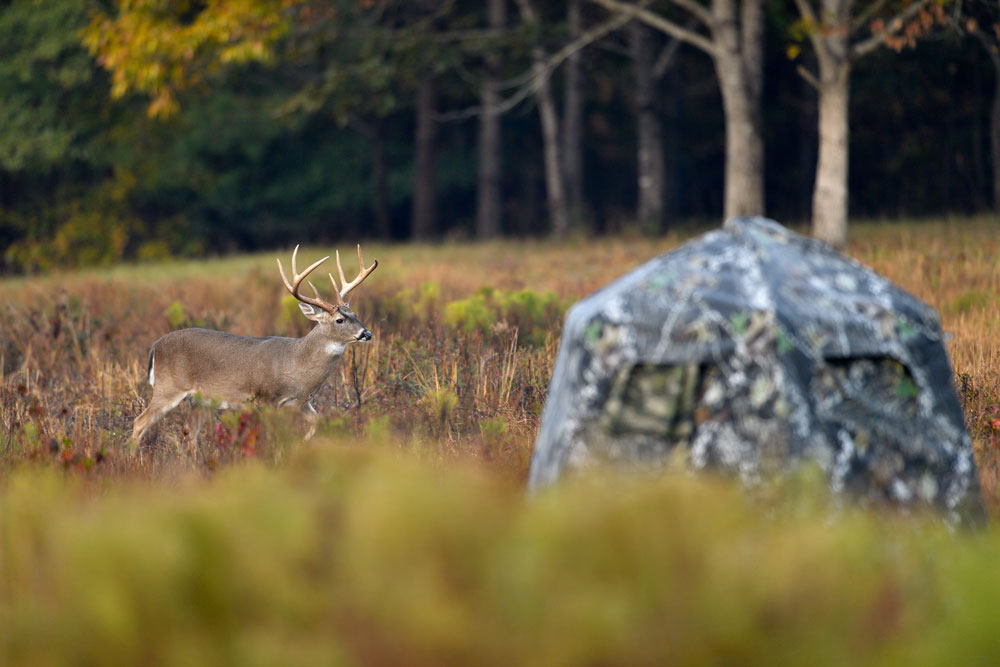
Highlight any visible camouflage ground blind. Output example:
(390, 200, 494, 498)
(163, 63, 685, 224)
(529, 218, 985, 524)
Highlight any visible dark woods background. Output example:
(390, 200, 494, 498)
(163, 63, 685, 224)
(0, 0, 995, 273)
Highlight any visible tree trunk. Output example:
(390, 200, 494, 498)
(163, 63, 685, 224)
(711, 0, 765, 219)
(538, 73, 569, 238)
(741, 0, 764, 108)
(372, 117, 390, 239)
(630, 20, 665, 234)
(713, 54, 765, 219)
(808, 0, 850, 249)
(516, 0, 568, 238)
(412, 74, 437, 240)
(562, 0, 585, 225)
(476, 0, 505, 239)
(811, 65, 850, 248)
(662, 66, 680, 221)
(992, 61, 1000, 211)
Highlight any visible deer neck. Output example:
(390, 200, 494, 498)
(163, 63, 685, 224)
(299, 325, 349, 363)
(282, 326, 347, 399)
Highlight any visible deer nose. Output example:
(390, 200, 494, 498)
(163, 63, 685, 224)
(358, 329, 372, 341)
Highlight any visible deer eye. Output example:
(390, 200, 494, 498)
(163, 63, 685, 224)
(335, 317, 344, 324)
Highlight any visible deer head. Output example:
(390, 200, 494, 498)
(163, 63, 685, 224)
(277, 244, 379, 349)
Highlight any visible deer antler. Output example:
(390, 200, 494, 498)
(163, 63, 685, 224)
(276, 245, 340, 314)
(329, 244, 378, 305)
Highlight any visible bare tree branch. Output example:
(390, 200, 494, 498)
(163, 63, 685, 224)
(796, 63, 821, 90)
(791, 0, 824, 56)
(790, 0, 818, 33)
(670, 0, 715, 28)
(652, 17, 699, 78)
(588, 0, 717, 57)
(851, 0, 931, 58)
(850, 0, 892, 33)
(436, 2, 644, 121)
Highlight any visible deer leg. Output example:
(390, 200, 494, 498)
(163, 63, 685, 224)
(301, 402, 319, 440)
(131, 386, 192, 444)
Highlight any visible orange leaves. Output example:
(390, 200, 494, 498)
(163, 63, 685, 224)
(869, 3, 948, 53)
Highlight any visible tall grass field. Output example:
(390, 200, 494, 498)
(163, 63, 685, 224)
(1, 219, 999, 663)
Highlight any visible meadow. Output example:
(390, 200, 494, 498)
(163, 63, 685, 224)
(1, 218, 999, 663)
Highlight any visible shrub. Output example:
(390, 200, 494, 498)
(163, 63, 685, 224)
(496, 288, 565, 346)
(165, 300, 188, 330)
(164, 300, 232, 332)
(945, 290, 994, 316)
(443, 287, 566, 345)
(444, 293, 496, 335)
(276, 294, 308, 336)
(375, 282, 441, 330)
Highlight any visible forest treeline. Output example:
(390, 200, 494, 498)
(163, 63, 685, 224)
(0, 0, 997, 272)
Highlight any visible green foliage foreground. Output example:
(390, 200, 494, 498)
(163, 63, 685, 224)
(3, 443, 1000, 665)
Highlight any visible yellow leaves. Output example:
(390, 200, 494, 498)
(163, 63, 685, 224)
(81, 0, 304, 117)
(110, 72, 130, 99)
(146, 91, 178, 118)
(219, 39, 273, 65)
(786, 44, 801, 60)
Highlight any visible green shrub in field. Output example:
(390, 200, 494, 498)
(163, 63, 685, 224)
(420, 386, 459, 430)
(165, 300, 188, 330)
(444, 292, 496, 334)
(496, 288, 566, 346)
(3, 445, 1000, 665)
(365, 415, 392, 440)
(379, 288, 416, 325)
(276, 293, 308, 335)
(164, 300, 231, 332)
(478, 416, 507, 443)
(443, 287, 566, 344)
(377, 281, 441, 327)
(478, 416, 509, 460)
(417, 281, 441, 315)
(945, 290, 995, 316)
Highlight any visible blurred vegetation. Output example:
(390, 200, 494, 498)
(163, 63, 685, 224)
(1, 0, 998, 273)
(6, 446, 1000, 665)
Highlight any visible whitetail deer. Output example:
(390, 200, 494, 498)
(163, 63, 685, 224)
(131, 245, 378, 444)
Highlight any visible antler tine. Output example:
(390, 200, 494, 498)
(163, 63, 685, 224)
(306, 280, 323, 302)
(335, 249, 348, 297)
(276, 245, 338, 313)
(334, 243, 379, 303)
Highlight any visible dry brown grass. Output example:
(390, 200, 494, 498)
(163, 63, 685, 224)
(1, 221, 997, 501)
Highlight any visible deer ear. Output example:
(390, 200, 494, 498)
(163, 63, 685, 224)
(298, 302, 328, 322)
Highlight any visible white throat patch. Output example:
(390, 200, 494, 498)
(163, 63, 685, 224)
(325, 342, 346, 356)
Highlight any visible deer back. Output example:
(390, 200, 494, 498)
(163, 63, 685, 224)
(149, 327, 344, 407)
